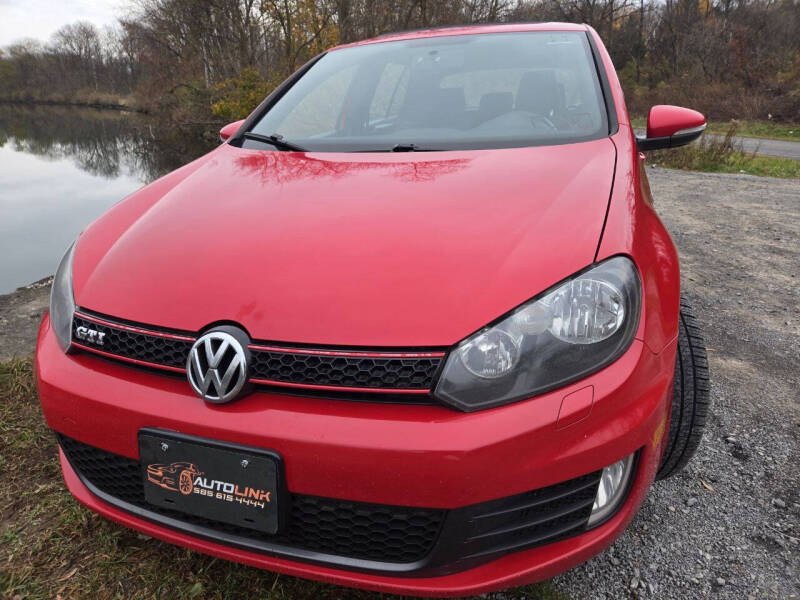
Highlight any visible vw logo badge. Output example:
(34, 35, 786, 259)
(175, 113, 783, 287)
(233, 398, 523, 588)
(187, 329, 249, 403)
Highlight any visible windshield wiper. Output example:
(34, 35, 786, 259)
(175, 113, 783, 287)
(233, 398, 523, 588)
(243, 132, 307, 152)
(390, 143, 439, 152)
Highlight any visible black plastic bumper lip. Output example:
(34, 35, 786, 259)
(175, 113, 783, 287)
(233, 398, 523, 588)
(62, 447, 436, 575)
(58, 433, 635, 578)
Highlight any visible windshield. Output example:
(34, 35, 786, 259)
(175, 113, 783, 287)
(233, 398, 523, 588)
(247, 31, 608, 152)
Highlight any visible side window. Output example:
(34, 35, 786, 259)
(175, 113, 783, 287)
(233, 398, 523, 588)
(369, 63, 409, 122)
(279, 64, 358, 137)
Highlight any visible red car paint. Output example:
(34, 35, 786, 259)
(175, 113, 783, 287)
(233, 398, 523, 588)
(37, 22, 699, 596)
(645, 105, 706, 139)
(72, 139, 616, 348)
(219, 119, 245, 141)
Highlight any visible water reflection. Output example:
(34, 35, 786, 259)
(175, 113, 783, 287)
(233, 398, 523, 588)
(0, 105, 215, 183)
(0, 106, 215, 293)
(234, 150, 470, 184)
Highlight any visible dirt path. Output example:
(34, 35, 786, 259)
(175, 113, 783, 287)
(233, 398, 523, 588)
(633, 129, 800, 160)
(705, 134, 800, 161)
(555, 169, 799, 599)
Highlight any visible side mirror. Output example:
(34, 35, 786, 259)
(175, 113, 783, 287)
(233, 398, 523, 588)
(636, 105, 706, 151)
(219, 119, 246, 142)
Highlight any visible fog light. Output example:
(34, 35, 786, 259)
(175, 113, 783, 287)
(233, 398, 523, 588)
(588, 453, 635, 526)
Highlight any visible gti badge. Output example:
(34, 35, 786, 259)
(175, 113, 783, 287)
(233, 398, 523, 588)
(186, 329, 249, 403)
(75, 325, 106, 346)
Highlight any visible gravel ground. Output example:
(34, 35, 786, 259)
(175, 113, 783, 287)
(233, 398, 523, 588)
(1, 169, 798, 599)
(0, 275, 50, 361)
(552, 169, 800, 600)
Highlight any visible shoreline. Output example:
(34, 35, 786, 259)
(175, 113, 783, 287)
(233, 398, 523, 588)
(0, 98, 143, 113)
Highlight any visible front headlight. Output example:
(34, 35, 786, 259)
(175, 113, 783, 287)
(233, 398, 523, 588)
(434, 256, 641, 411)
(50, 242, 76, 352)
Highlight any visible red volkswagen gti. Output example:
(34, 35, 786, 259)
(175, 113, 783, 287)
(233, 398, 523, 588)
(37, 23, 711, 597)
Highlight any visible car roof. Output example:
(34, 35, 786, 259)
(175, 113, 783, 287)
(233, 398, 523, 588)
(331, 22, 590, 51)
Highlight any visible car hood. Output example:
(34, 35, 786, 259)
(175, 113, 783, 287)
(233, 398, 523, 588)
(74, 140, 616, 347)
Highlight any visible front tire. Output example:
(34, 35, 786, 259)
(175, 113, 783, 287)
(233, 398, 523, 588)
(656, 296, 711, 480)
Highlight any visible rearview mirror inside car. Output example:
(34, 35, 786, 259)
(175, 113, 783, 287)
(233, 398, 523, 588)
(636, 105, 706, 151)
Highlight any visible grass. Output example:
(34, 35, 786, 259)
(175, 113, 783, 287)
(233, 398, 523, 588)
(630, 117, 800, 141)
(0, 358, 566, 600)
(645, 123, 800, 178)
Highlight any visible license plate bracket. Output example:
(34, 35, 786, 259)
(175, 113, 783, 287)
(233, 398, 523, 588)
(139, 430, 284, 534)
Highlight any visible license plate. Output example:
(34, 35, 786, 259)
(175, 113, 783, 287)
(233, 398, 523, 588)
(139, 430, 282, 534)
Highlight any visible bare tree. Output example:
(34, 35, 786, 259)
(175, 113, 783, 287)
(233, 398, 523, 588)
(1, 0, 798, 122)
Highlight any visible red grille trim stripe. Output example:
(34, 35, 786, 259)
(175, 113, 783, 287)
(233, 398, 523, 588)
(249, 378, 432, 394)
(248, 344, 445, 359)
(74, 312, 196, 342)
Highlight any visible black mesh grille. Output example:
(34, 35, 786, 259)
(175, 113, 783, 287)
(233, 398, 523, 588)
(73, 315, 192, 369)
(58, 435, 613, 573)
(456, 469, 602, 561)
(58, 435, 444, 564)
(72, 312, 443, 392)
(250, 350, 441, 390)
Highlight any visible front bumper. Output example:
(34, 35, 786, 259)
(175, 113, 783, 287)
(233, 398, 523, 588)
(37, 314, 675, 596)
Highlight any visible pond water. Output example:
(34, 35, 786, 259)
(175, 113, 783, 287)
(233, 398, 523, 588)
(0, 106, 214, 294)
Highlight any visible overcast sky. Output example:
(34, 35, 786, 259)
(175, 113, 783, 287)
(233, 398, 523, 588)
(0, 0, 129, 48)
